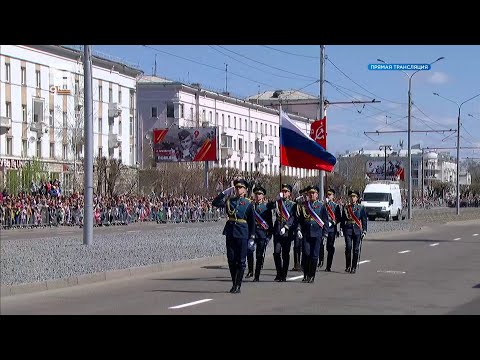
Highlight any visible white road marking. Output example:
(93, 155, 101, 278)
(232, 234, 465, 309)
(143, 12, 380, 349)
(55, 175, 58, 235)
(453, 238, 461, 241)
(398, 250, 411, 254)
(473, 234, 479, 237)
(287, 275, 304, 281)
(429, 243, 440, 247)
(168, 299, 213, 309)
(377, 270, 406, 274)
(358, 260, 371, 264)
(127, 230, 140, 233)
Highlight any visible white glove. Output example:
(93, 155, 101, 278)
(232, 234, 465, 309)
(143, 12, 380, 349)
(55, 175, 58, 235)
(276, 192, 284, 200)
(222, 186, 235, 196)
(297, 230, 303, 239)
(339, 229, 343, 237)
(280, 227, 286, 236)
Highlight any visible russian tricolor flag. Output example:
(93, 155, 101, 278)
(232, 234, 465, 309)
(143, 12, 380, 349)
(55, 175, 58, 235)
(280, 109, 337, 172)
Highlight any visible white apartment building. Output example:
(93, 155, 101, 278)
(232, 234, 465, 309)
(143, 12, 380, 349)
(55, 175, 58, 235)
(137, 76, 319, 178)
(339, 147, 463, 189)
(0, 45, 142, 191)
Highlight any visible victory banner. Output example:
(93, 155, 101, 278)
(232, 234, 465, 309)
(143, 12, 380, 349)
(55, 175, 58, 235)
(366, 160, 405, 181)
(153, 126, 217, 162)
(310, 117, 327, 150)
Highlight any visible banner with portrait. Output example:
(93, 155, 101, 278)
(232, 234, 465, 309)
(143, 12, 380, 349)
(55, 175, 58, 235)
(153, 126, 218, 162)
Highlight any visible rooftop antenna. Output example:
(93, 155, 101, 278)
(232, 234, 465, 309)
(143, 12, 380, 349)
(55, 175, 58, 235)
(225, 63, 228, 93)
(154, 54, 157, 76)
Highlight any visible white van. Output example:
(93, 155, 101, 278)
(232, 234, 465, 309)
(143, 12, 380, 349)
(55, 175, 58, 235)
(361, 181, 404, 221)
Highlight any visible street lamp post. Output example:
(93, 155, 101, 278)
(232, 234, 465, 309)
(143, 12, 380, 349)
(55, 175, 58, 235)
(433, 92, 480, 215)
(377, 57, 444, 220)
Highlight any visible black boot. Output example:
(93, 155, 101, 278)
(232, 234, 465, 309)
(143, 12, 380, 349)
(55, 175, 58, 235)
(282, 262, 289, 282)
(351, 252, 358, 274)
(326, 250, 334, 272)
(302, 257, 310, 282)
(228, 264, 236, 292)
(292, 248, 300, 271)
(318, 242, 325, 271)
(273, 253, 282, 281)
(233, 268, 245, 294)
(309, 259, 318, 283)
(345, 252, 352, 273)
(246, 253, 254, 278)
(253, 257, 262, 282)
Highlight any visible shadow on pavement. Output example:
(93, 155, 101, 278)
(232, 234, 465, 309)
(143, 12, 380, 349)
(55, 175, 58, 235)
(365, 239, 451, 243)
(473, 283, 480, 289)
(151, 289, 229, 294)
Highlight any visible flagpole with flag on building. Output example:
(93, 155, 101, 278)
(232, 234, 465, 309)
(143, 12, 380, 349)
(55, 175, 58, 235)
(279, 107, 336, 191)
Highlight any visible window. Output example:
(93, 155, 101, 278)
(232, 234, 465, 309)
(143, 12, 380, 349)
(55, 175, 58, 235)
(269, 144, 273, 155)
(129, 116, 133, 136)
(180, 104, 184, 118)
(6, 137, 13, 155)
(234, 116, 236, 129)
(233, 139, 236, 151)
(260, 122, 263, 134)
(228, 115, 231, 128)
(215, 112, 218, 126)
(245, 119, 247, 131)
(250, 121, 252, 132)
(22, 140, 27, 157)
(233, 161, 237, 169)
(21, 66, 26, 85)
(244, 162, 247, 172)
(98, 85, 103, 101)
(239, 117, 242, 131)
(129, 90, 134, 109)
(222, 114, 225, 128)
(63, 112, 67, 128)
(63, 145, 68, 160)
(255, 122, 258, 133)
(33, 99, 43, 122)
(270, 125, 272, 136)
(118, 119, 122, 136)
(98, 117, 102, 134)
(108, 117, 114, 133)
(119, 147, 122, 161)
(167, 102, 174, 117)
(108, 147, 114, 158)
(202, 109, 206, 122)
(151, 106, 158, 118)
(5, 63, 10, 82)
(50, 143, 55, 158)
(98, 147, 103, 158)
(275, 126, 277, 136)
(6, 102, 11, 118)
(75, 80, 79, 95)
(190, 107, 194, 121)
(109, 87, 113, 103)
(20, 105, 27, 123)
(36, 140, 41, 158)
(118, 89, 122, 104)
(36, 70, 41, 88)
(62, 76, 68, 90)
(265, 124, 267, 134)
(209, 111, 212, 123)
(250, 142, 253, 153)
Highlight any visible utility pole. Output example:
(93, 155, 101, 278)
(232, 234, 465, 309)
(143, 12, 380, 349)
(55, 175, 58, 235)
(379, 145, 392, 180)
(319, 45, 325, 200)
(83, 45, 94, 246)
(225, 63, 228, 94)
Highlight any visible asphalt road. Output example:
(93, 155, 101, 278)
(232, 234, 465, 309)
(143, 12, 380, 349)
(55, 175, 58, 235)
(1, 220, 479, 315)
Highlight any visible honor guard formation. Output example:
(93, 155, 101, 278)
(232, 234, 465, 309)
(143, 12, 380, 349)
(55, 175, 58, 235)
(213, 179, 368, 294)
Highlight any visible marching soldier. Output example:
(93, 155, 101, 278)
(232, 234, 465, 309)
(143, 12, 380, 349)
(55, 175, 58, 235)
(340, 190, 368, 274)
(323, 188, 342, 272)
(270, 184, 297, 282)
(292, 187, 308, 272)
(297, 186, 329, 283)
(246, 185, 274, 282)
(212, 179, 256, 293)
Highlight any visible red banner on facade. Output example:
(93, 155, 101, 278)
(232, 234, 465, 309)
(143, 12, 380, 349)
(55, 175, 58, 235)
(310, 117, 327, 150)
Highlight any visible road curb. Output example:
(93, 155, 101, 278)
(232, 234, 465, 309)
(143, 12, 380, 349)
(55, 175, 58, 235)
(1, 255, 227, 298)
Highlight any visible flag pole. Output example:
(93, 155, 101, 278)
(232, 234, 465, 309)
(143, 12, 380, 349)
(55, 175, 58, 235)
(279, 107, 282, 191)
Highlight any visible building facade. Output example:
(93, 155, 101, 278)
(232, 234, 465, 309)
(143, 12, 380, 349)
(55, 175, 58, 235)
(338, 147, 465, 190)
(0, 45, 142, 192)
(137, 77, 319, 178)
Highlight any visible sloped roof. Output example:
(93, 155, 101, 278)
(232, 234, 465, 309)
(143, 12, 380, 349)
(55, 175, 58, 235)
(246, 89, 318, 101)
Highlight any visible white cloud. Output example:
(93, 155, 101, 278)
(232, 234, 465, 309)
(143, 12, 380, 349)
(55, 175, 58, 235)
(427, 71, 449, 84)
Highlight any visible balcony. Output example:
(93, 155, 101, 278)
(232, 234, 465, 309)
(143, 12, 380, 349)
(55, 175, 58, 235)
(108, 102, 122, 118)
(30, 122, 48, 136)
(254, 153, 265, 164)
(108, 133, 121, 148)
(0, 116, 12, 130)
(221, 147, 233, 159)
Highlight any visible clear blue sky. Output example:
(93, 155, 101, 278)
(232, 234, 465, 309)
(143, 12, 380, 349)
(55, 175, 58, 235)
(93, 45, 480, 160)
